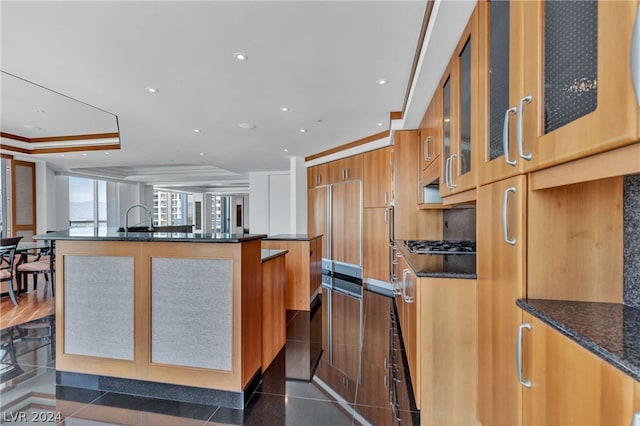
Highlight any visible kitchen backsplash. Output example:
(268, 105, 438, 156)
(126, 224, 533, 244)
(443, 207, 476, 242)
(624, 174, 640, 308)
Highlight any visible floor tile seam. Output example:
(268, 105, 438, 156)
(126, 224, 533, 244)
(203, 406, 222, 425)
(255, 390, 355, 405)
(55, 389, 109, 425)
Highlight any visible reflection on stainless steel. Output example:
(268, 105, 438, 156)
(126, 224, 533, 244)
(312, 288, 419, 425)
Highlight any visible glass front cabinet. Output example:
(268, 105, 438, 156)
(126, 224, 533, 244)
(440, 7, 479, 197)
(478, 0, 640, 185)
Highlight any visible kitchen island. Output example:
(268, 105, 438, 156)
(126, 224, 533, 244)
(36, 228, 267, 408)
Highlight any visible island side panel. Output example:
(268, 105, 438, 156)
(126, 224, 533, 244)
(143, 242, 244, 391)
(241, 239, 263, 387)
(56, 240, 144, 379)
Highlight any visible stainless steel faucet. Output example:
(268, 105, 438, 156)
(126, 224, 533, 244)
(125, 204, 153, 231)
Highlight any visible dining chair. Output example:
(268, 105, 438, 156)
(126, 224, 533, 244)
(0, 236, 23, 306)
(16, 238, 55, 297)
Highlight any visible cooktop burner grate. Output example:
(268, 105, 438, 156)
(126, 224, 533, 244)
(403, 239, 476, 255)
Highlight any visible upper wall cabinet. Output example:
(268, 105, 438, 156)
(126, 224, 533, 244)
(477, 0, 528, 185)
(308, 162, 330, 188)
(330, 155, 363, 183)
(363, 147, 393, 208)
(440, 6, 479, 197)
(483, 0, 639, 183)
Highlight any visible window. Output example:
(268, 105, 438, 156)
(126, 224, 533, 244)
(69, 176, 106, 231)
(152, 190, 193, 226)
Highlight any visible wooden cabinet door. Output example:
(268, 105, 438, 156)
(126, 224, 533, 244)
(363, 147, 392, 208)
(363, 207, 390, 281)
(439, 7, 479, 197)
(519, 0, 639, 172)
(522, 313, 635, 425)
(477, 0, 528, 186)
(307, 186, 329, 259)
(330, 155, 363, 183)
(420, 89, 443, 203)
(331, 181, 361, 267)
(477, 174, 527, 426)
(307, 162, 330, 188)
(11, 160, 37, 240)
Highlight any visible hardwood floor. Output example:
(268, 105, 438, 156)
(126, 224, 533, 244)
(1, 279, 55, 330)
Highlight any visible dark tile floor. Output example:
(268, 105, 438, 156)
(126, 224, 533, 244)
(0, 287, 419, 425)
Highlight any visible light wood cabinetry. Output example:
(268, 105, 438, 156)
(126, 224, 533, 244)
(419, 88, 443, 206)
(521, 313, 636, 425)
(479, 1, 639, 185)
(439, 6, 479, 198)
(419, 277, 477, 425)
(363, 147, 392, 208)
(363, 207, 390, 281)
(307, 162, 330, 188)
(261, 236, 322, 311)
(330, 155, 363, 183)
(394, 129, 444, 240)
(261, 252, 286, 370)
(331, 181, 362, 267)
(307, 186, 329, 259)
(477, 174, 527, 426)
(527, 177, 624, 303)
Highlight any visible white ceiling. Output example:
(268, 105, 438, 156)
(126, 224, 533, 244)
(1, 0, 474, 192)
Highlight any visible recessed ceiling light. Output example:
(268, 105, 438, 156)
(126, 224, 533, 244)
(317, 119, 323, 123)
(234, 52, 248, 61)
(104, 152, 110, 155)
(59, 154, 65, 157)
(199, 152, 205, 156)
(193, 129, 201, 133)
(145, 87, 159, 93)
(300, 129, 307, 133)
(377, 122, 384, 127)
(238, 123, 256, 129)
(82, 153, 88, 156)
(284, 149, 288, 152)
(377, 79, 388, 85)
(280, 107, 289, 112)
(33, 109, 46, 113)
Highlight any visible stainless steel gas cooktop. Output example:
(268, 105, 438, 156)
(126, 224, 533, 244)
(403, 239, 476, 255)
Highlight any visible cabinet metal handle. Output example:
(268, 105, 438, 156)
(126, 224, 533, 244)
(517, 95, 533, 160)
(444, 156, 453, 189)
(631, 412, 640, 426)
(516, 322, 532, 388)
(632, 4, 640, 106)
(449, 154, 457, 188)
(401, 268, 414, 303)
(503, 107, 517, 166)
(502, 186, 516, 245)
(424, 136, 432, 161)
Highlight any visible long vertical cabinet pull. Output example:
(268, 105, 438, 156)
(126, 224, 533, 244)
(401, 269, 414, 303)
(503, 107, 517, 166)
(449, 153, 458, 188)
(516, 322, 532, 388)
(516, 95, 533, 160)
(444, 157, 453, 189)
(424, 136, 432, 161)
(502, 186, 517, 245)
(631, 4, 640, 106)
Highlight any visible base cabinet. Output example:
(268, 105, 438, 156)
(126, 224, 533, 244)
(522, 313, 636, 425)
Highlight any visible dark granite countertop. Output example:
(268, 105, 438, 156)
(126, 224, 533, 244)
(34, 228, 267, 243)
(261, 249, 288, 263)
(263, 234, 322, 241)
(517, 299, 640, 381)
(395, 240, 477, 279)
